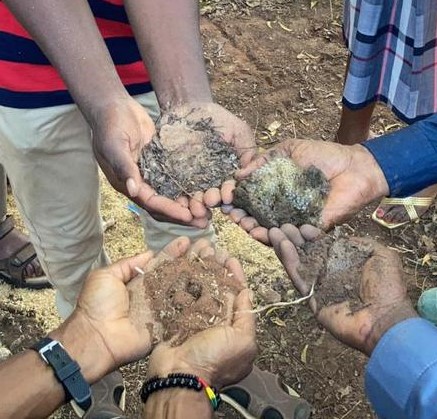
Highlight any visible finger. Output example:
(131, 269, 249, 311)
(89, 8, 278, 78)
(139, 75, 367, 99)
(189, 238, 213, 257)
(224, 291, 237, 326)
(221, 180, 236, 205)
(229, 208, 248, 224)
(269, 229, 309, 295)
(280, 224, 305, 247)
(160, 236, 191, 259)
(221, 204, 234, 214)
(300, 224, 323, 241)
(176, 196, 189, 208)
(239, 215, 260, 233)
(235, 154, 270, 180)
(134, 183, 193, 224)
(204, 188, 221, 208)
(199, 245, 216, 259)
(232, 289, 256, 336)
(225, 257, 247, 288)
(106, 251, 155, 283)
(249, 227, 270, 245)
(189, 192, 208, 219)
(188, 217, 210, 229)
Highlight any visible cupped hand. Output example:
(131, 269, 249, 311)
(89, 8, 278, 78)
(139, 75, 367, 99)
(225, 139, 390, 243)
(91, 96, 193, 225)
(145, 237, 257, 389)
(269, 227, 417, 356)
(165, 103, 256, 214)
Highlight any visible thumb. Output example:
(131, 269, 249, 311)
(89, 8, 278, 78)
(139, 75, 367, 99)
(232, 289, 256, 337)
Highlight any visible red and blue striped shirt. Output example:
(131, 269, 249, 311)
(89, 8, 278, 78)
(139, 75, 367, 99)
(0, 0, 152, 108)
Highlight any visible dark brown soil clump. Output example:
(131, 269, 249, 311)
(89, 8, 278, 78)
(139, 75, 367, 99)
(140, 111, 239, 199)
(137, 256, 242, 345)
(297, 234, 373, 312)
(233, 158, 329, 228)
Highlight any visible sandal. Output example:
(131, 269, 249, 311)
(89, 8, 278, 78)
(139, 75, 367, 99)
(0, 216, 50, 289)
(372, 196, 434, 230)
(71, 371, 126, 419)
(221, 365, 312, 419)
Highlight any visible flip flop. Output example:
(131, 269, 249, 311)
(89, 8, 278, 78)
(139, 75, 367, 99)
(0, 215, 50, 289)
(71, 370, 126, 419)
(221, 365, 312, 419)
(371, 196, 434, 230)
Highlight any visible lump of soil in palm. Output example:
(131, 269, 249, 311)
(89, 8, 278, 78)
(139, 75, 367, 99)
(297, 233, 373, 312)
(133, 256, 242, 345)
(233, 158, 329, 228)
(140, 112, 239, 199)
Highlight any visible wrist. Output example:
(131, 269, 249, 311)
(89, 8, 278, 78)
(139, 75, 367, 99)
(147, 354, 216, 389)
(49, 311, 114, 384)
(85, 92, 132, 128)
(363, 302, 418, 355)
(144, 387, 212, 418)
(352, 145, 390, 199)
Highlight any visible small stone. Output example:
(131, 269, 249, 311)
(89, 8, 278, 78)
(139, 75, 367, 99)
(258, 284, 281, 304)
(234, 157, 329, 228)
(0, 346, 12, 361)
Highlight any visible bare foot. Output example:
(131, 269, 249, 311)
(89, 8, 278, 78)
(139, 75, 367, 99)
(0, 217, 44, 278)
(374, 185, 437, 225)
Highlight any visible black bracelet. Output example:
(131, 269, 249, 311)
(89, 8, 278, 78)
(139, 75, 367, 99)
(140, 373, 221, 410)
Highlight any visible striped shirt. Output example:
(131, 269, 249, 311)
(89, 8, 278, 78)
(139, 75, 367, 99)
(0, 0, 152, 109)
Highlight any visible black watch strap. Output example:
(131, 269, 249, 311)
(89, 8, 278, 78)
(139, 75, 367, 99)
(31, 337, 92, 411)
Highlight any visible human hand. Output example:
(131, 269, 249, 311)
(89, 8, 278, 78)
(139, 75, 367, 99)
(145, 238, 257, 389)
(269, 227, 417, 356)
(91, 96, 193, 224)
(224, 139, 389, 244)
(50, 251, 158, 383)
(164, 103, 256, 217)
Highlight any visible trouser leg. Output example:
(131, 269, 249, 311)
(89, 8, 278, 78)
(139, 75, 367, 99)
(0, 104, 109, 318)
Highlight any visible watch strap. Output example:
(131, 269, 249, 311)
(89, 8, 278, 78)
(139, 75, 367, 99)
(32, 337, 92, 411)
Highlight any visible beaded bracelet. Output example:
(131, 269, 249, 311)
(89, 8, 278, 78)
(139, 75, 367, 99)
(140, 373, 221, 411)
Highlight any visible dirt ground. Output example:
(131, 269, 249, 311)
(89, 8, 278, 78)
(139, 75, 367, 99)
(1, 0, 437, 418)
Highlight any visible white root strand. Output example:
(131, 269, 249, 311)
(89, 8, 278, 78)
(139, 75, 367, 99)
(249, 282, 315, 314)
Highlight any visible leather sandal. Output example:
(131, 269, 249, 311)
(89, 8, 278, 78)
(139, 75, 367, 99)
(0, 215, 50, 289)
(372, 196, 434, 229)
(71, 371, 127, 419)
(221, 365, 312, 419)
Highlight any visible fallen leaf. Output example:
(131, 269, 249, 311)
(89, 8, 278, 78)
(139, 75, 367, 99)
(271, 317, 286, 327)
(301, 344, 309, 363)
(422, 253, 432, 266)
(267, 120, 282, 133)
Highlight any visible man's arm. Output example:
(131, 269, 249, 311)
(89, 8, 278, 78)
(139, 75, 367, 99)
(3, 0, 127, 120)
(363, 113, 437, 197)
(124, 0, 212, 109)
(366, 318, 437, 419)
(4, 0, 193, 224)
(0, 314, 113, 419)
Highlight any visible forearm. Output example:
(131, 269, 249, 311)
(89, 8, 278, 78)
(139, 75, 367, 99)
(124, 0, 212, 109)
(143, 389, 213, 418)
(4, 0, 128, 122)
(366, 318, 437, 418)
(0, 314, 111, 418)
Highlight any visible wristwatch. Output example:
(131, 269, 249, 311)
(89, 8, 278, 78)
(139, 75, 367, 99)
(31, 337, 92, 410)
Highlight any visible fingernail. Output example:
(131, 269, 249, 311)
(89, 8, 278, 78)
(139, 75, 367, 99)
(126, 178, 139, 197)
(221, 204, 233, 214)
